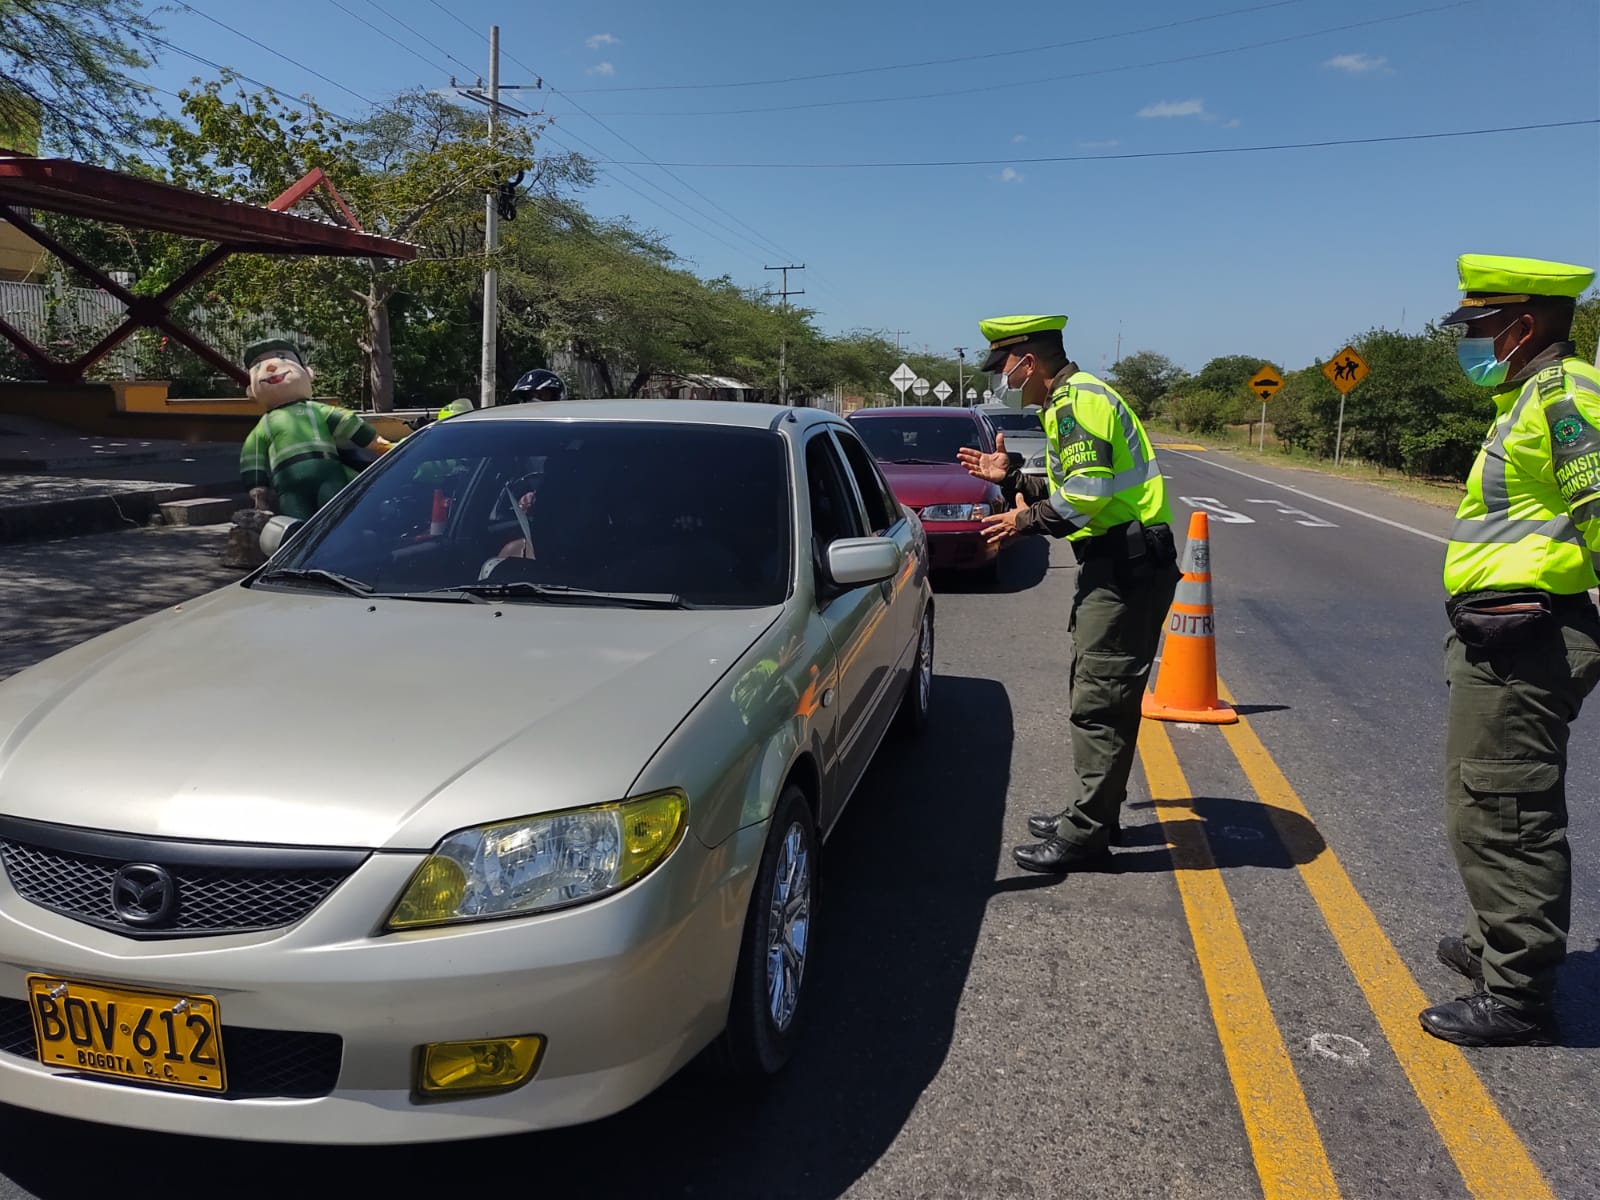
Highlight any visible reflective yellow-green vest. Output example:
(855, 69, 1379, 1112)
(1444, 354, 1600, 597)
(1040, 370, 1173, 539)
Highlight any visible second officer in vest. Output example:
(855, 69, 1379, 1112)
(1423, 254, 1600, 1046)
(959, 314, 1180, 872)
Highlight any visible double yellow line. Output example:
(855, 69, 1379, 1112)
(1139, 681, 1554, 1200)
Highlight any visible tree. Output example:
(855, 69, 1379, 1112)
(1110, 350, 1188, 418)
(145, 75, 538, 409)
(0, 0, 157, 162)
(1193, 354, 1271, 397)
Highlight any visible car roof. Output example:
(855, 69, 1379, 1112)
(975, 402, 1041, 414)
(848, 406, 983, 417)
(443, 398, 845, 432)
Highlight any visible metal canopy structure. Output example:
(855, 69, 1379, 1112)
(0, 158, 418, 386)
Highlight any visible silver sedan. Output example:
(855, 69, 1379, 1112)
(0, 401, 933, 1143)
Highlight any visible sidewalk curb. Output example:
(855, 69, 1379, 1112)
(0, 480, 248, 546)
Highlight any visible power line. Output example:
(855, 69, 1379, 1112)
(594, 118, 1600, 169)
(423, 0, 483, 41)
(548, 0, 1477, 118)
(539, 126, 773, 263)
(175, 2, 376, 107)
(564, 0, 1316, 93)
(137, 30, 358, 123)
(360, 0, 480, 79)
(324, 0, 455, 78)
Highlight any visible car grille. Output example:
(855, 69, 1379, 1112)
(0, 998, 342, 1099)
(0, 817, 367, 939)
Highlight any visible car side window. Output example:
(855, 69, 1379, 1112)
(806, 434, 867, 589)
(833, 429, 903, 534)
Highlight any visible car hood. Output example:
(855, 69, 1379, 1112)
(0, 586, 778, 850)
(878, 462, 995, 508)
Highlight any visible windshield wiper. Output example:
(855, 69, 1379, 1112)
(255, 567, 373, 596)
(436, 582, 690, 609)
(887, 457, 951, 466)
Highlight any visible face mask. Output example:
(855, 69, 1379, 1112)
(1456, 319, 1523, 388)
(994, 357, 1033, 400)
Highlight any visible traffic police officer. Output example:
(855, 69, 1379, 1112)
(959, 315, 1180, 872)
(1425, 254, 1600, 1046)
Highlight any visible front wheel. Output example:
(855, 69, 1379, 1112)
(711, 785, 817, 1077)
(894, 604, 934, 737)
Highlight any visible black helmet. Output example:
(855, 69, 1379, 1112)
(509, 368, 567, 402)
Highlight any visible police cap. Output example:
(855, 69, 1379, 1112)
(1441, 254, 1596, 326)
(978, 314, 1067, 372)
(242, 338, 304, 370)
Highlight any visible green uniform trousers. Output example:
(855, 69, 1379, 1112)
(1444, 603, 1600, 1012)
(1053, 553, 1182, 850)
(274, 458, 358, 521)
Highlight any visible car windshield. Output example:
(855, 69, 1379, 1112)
(850, 415, 983, 464)
(984, 410, 1044, 433)
(263, 420, 792, 607)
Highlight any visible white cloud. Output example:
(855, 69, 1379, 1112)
(1000, 167, 1024, 184)
(1012, 133, 1026, 143)
(1224, 119, 1242, 128)
(1077, 139, 1120, 149)
(1324, 53, 1390, 74)
(1138, 98, 1207, 119)
(586, 33, 620, 49)
(587, 62, 616, 76)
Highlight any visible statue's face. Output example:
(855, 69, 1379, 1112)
(248, 352, 313, 410)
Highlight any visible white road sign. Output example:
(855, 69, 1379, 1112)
(912, 377, 930, 398)
(966, 387, 978, 400)
(891, 363, 916, 394)
(934, 381, 953, 402)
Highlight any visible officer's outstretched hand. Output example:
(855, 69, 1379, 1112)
(958, 432, 1010, 483)
(981, 493, 1027, 547)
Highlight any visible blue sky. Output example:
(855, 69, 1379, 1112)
(141, 0, 1599, 377)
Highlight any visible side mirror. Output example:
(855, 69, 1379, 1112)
(259, 514, 303, 558)
(826, 537, 902, 588)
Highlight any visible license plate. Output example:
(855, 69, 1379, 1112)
(26, 975, 227, 1093)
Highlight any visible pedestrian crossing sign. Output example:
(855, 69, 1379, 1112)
(1322, 346, 1369, 394)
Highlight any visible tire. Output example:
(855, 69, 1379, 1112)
(894, 603, 934, 738)
(710, 785, 818, 1077)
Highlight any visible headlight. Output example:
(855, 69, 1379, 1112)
(919, 503, 990, 521)
(386, 790, 688, 929)
(1027, 453, 1047, 468)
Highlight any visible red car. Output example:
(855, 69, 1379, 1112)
(847, 406, 1008, 580)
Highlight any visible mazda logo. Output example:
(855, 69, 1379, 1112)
(109, 863, 178, 928)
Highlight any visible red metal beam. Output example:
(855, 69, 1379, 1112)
(0, 313, 55, 371)
(268, 167, 364, 231)
(0, 158, 416, 259)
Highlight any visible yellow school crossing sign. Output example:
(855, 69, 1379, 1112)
(1322, 345, 1369, 394)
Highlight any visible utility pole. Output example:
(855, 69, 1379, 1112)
(478, 26, 501, 408)
(765, 263, 805, 405)
(954, 347, 966, 406)
(893, 330, 909, 353)
(1114, 321, 1122, 367)
(444, 30, 538, 408)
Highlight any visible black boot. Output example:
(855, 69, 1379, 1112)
(1418, 993, 1555, 1047)
(1436, 936, 1485, 985)
(1027, 814, 1123, 845)
(1012, 837, 1114, 874)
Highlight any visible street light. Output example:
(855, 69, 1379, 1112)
(954, 347, 966, 406)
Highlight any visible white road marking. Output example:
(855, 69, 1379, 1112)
(1179, 495, 1255, 524)
(1165, 451, 1449, 545)
(1307, 1033, 1372, 1066)
(1245, 498, 1338, 528)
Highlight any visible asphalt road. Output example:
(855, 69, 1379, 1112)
(0, 451, 1596, 1200)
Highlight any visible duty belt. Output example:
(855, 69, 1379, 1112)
(274, 449, 341, 471)
(1448, 587, 1596, 616)
(1074, 520, 1174, 563)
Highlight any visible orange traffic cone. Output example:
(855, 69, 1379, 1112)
(428, 489, 450, 537)
(1142, 510, 1237, 724)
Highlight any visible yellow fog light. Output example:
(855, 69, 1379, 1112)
(389, 855, 466, 929)
(417, 1036, 545, 1098)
